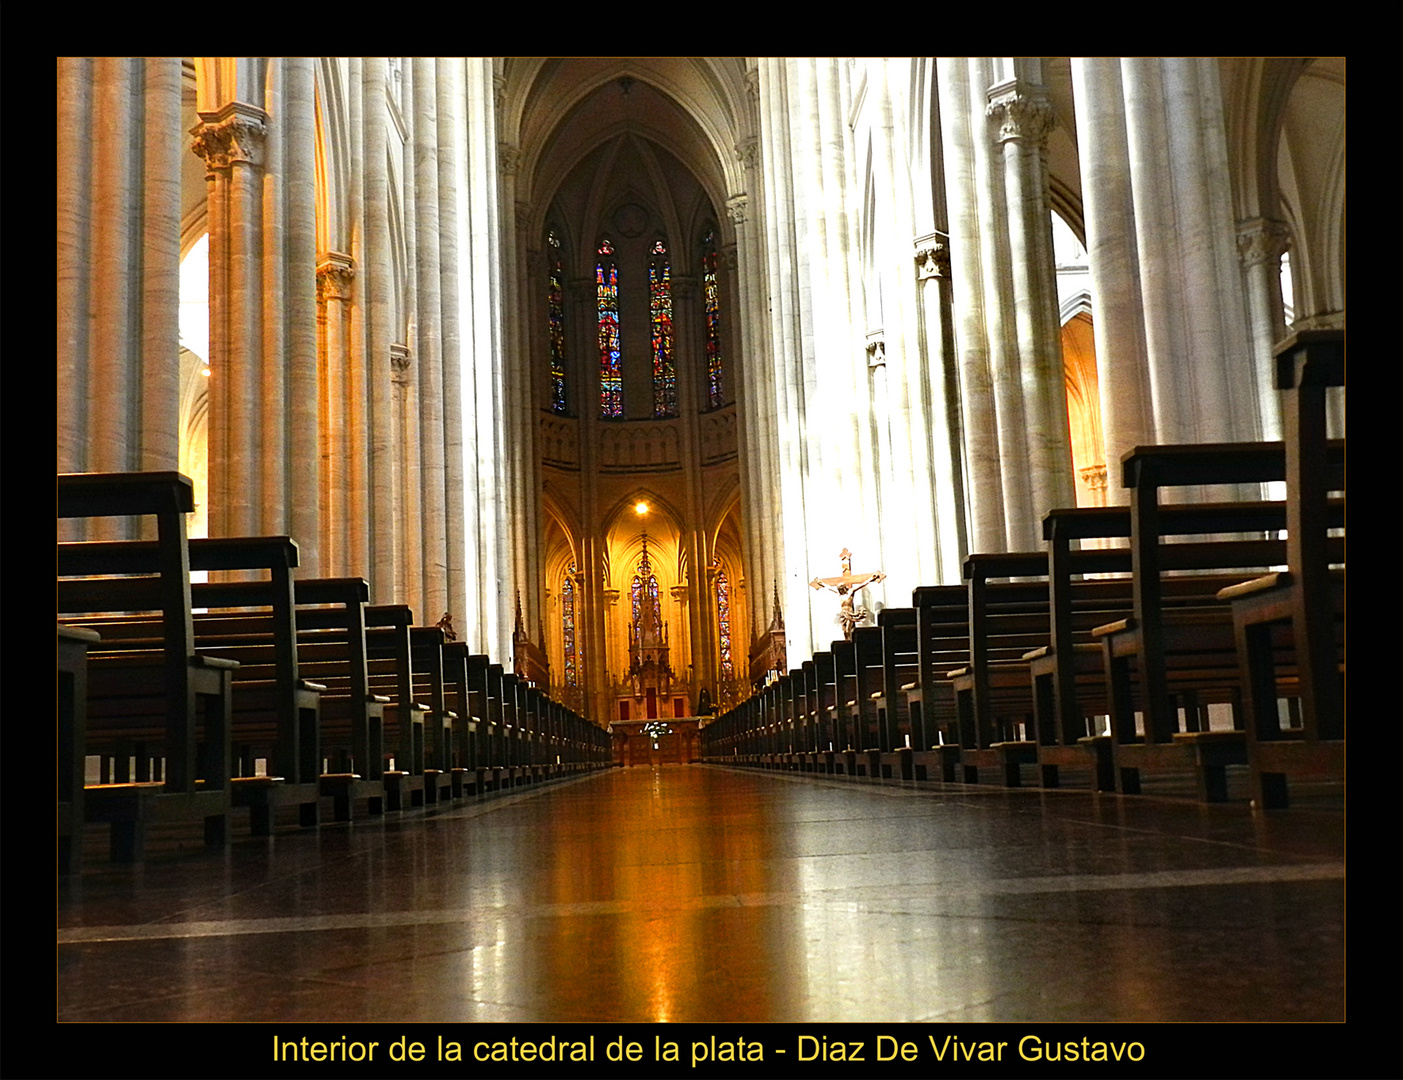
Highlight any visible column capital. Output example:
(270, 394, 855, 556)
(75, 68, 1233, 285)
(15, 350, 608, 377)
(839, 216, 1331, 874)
(866, 331, 886, 369)
(734, 138, 758, 171)
(390, 343, 413, 387)
(1236, 217, 1292, 268)
(1079, 463, 1108, 492)
(316, 252, 356, 301)
(914, 235, 950, 280)
(986, 81, 1053, 147)
(190, 101, 269, 173)
(500, 142, 521, 176)
(726, 194, 749, 225)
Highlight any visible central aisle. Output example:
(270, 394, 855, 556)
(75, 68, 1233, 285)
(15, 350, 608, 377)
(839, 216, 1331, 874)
(57, 765, 1343, 1023)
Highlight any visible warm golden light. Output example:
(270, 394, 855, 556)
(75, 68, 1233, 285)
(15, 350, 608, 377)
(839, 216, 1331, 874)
(635, 501, 649, 515)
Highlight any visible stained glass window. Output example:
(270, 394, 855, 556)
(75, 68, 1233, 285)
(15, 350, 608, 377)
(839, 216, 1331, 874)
(562, 563, 577, 687)
(702, 228, 725, 409)
(649, 239, 677, 418)
(548, 231, 567, 414)
(597, 240, 622, 418)
(716, 562, 733, 681)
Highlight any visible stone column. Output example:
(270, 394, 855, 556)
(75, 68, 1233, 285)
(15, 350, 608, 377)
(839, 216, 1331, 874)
(936, 59, 1006, 553)
(363, 60, 398, 600)
(317, 253, 355, 575)
(1069, 57, 1153, 499)
(412, 57, 447, 622)
(987, 67, 1075, 538)
(913, 235, 966, 581)
(283, 56, 320, 576)
(1237, 217, 1292, 442)
(437, 60, 468, 629)
(192, 99, 268, 542)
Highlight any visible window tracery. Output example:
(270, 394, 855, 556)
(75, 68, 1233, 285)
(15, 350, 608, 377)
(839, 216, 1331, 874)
(702, 228, 725, 409)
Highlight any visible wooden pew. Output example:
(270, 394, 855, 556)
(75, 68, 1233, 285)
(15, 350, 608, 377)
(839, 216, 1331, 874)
(365, 605, 428, 810)
(57, 472, 234, 861)
(57, 625, 99, 873)
(1097, 438, 1345, 800)
(1218, 329, 1345, 808)
(293, 578, 386, 820)
(905, 585, 968, 782)
(874, 608, 920, 780)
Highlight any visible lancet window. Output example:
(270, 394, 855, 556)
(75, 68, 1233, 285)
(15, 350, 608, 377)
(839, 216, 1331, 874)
(701, 228, 725, 408)
(597, 239, 622, 418)
(548, 231, 567, 414)
(649, 239, 677, 417)
(562, 563, 578, 687)
(715, 562, 733, 681)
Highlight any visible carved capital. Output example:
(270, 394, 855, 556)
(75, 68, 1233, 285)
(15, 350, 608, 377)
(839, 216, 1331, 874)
(986, 83, 1053, 146)
(744, 67, 760, 101)
(190, 102, 269, 173)
(1236, 217, 1292, 267)
(866, 331, 886, 368)
(390, 343, 412, 387)
(726, 194, 749, 225)
(316, 252, 356, 302)
(499, 142, 521, 175)
(734, 138, 758, 171)
(914, 236, 949, 281)
(1078, 463, 1108, 492)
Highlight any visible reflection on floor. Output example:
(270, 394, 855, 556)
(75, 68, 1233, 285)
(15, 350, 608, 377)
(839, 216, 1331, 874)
(57, 764, 1343, 1023)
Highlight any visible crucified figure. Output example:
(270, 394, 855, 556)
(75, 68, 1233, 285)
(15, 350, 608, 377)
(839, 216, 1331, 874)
(809, 549, 887, 641)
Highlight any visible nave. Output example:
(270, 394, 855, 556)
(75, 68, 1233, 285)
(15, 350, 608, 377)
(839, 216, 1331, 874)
(57, 763, 1343, 1024)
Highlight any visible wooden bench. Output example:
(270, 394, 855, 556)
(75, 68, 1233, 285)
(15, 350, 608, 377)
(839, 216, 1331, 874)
(293, 578, 387, 820)
(57, 472, 234, 861)
(905, 585, 969, 782)
(57, 625, 99, 873)
(71, 537, 327, 834)
(1219, 330, 1345, 808)
(1098, 438, 1345, 800)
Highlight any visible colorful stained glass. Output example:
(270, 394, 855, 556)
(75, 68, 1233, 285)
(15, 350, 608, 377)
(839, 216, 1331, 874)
(650, 239, 677, 417)
(548, 231, 567, 414)
(597, 240, 622, 418)
(702, 229, 725, 408)
(562, 563, 577, 687)
(716, 563, 733, 681)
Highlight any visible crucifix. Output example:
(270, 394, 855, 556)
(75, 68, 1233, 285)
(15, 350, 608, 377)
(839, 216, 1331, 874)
(809, 548, 887, 641)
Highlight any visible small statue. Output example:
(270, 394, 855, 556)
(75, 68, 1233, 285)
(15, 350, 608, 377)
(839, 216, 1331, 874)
(435, 612, 458, 642)
(809, 549, 886, 641)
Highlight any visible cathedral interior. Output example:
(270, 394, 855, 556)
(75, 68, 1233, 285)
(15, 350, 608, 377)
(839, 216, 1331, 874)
(57, 58, 1347, 1037)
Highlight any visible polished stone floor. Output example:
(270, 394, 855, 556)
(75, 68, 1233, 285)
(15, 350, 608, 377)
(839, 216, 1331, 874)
(57, 765, 1343, 1024)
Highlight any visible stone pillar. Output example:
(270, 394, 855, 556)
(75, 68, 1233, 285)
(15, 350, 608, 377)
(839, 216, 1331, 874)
(362, 58, 397, 601)
(987, 68, 1076, 537)
(283, 56, 320, 576)
(1237, 217, 1292, 442)
(317, 253, 355, 575)
(1069, 57, 1153, 499)
(936, 59, 1006, 553)
(913, 236, 966, 581)
(438, 59, 469, 630)
(58, 58, 183, 540)
(192, 99, 268, 542)
(412, 57, 447, 622)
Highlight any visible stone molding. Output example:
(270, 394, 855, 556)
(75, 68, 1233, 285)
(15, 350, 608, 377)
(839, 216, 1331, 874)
(190, 102, 269, 173)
